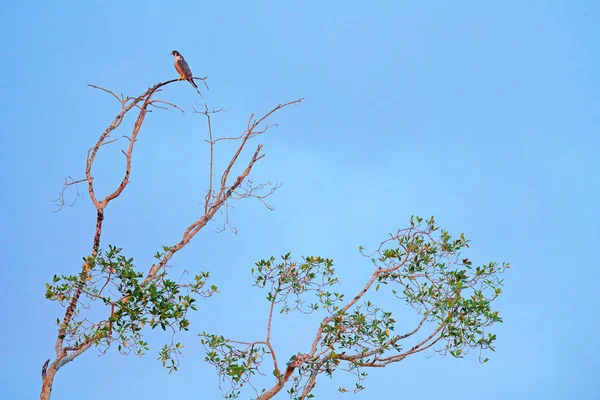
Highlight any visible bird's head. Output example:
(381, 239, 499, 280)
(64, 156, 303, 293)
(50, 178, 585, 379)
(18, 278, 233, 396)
(171, 50, 181, 57)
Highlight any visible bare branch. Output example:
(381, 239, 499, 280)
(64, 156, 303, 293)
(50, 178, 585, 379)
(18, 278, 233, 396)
(202, 104, 215, 213)
(145, 99, 302, 284)
(219, 99, 302, 190)
(149, 99, 185, 113)
(52, 176, 86, 212)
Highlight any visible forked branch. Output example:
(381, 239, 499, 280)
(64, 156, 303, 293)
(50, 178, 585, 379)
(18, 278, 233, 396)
(201, 217, 508, 400)
(43, 76, 301, 400)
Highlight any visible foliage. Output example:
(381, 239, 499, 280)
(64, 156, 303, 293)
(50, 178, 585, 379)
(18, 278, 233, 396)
(45, 245, 216, 372)
(200, 216, 509, 399)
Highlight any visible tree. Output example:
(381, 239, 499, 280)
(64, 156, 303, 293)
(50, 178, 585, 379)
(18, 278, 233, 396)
(201, 216, 508, 399)
(41, 75, 302, 400)
(42, 77, 508, 400)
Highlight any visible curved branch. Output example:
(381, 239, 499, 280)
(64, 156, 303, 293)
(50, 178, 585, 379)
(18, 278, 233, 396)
(307, 234, 417, 359)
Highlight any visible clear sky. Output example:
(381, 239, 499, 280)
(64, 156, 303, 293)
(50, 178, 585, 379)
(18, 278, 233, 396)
(1, 1, 598, 399)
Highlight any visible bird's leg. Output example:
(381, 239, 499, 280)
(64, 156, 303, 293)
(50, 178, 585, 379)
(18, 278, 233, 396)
(178, 75, 185, 81)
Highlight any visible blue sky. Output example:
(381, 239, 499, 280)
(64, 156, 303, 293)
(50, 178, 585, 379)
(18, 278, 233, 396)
(1, 1, 598, 399)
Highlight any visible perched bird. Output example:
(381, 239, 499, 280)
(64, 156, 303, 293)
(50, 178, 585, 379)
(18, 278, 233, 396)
(171, 50, 202, 97)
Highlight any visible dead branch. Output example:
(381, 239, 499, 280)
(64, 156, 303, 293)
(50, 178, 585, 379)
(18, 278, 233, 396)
(52, 176, 86, 212)
(144, 99, 303, 284)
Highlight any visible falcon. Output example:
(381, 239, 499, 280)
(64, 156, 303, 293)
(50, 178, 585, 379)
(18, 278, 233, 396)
(171, 50, 202, 97)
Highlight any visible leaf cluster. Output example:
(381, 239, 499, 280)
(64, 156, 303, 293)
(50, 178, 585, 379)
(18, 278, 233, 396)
(200, 216, 509, 399)
(45, 245, 217, 370)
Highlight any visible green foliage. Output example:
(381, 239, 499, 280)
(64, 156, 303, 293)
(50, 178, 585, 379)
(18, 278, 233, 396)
(200, 216, 509, 399)
(253, 253, 339, 314)
(45, 245, 217, 368)
(375, 216, 506, 360)
(200, 333, 267, 399)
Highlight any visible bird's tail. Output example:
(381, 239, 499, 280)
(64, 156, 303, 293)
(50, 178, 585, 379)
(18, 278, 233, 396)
(189, 79, 203, 99)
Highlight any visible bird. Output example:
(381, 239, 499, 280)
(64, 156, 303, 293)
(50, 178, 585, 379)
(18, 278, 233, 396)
(171, 50, 202, 97)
